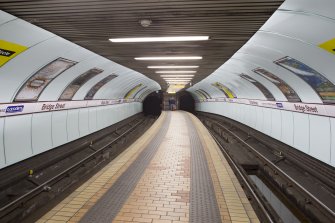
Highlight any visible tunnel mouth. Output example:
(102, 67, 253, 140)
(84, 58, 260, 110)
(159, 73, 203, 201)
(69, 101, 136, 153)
(177, 91, 195, 113)
(143, 91, 163, 116)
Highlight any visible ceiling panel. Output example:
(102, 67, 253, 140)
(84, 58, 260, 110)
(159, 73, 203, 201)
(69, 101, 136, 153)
(0, 0, 284, 90)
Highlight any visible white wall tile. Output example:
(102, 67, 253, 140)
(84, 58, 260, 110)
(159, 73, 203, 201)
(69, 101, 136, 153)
(32, 112, 52, 154)
(309, 115, 331, 164)
(4, 115, 32, 165)
(281, 110, 294, 146)
(79, 108, 90, 137)
(67, 109, 80, 141)
(293, 112, 310, 153)
(52, 110, 68, 147)
(330, 118, 335, 166)
(271, 109, 282, 140)
(0, 118, 5, 168)
(262, 108, 272, 135)
(88, 107, 97, 133)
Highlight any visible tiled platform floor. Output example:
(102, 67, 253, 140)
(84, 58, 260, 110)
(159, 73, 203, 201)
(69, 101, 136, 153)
(38, 111, 259, 223)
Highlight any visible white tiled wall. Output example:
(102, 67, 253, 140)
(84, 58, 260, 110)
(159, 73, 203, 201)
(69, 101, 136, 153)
(196, 102, 335, 167)
(0, 102, 142, 168)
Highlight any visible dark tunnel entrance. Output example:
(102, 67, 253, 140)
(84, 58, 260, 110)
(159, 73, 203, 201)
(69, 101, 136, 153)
(143, 91, 163, 116)
(177, 91, 195, 113)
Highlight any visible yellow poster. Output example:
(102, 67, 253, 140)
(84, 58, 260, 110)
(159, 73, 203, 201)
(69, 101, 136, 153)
(124, 84, 143, 99)
(0, 39, 28, 67)
(319, 38, 335, 55)
(211, 82, 236, 98)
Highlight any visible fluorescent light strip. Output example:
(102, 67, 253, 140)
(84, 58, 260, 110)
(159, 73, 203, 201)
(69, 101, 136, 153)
(163, 78, 193, 80)
(166, 80, 190, 83)
(160, 75, 194, 78)
(135, 56, 202, 60)
(148, 65, 199, 69)
(166, 79, 191, 81)
(110, 36, 209, 42)
(156, 70, 196, 74)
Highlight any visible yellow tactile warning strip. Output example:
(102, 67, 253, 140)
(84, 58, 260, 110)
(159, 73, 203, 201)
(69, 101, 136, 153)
(37, 112, 167, 223)
(38, 111, 259, 223)
(113, 111, 191, 223)
(188, 113, 260, 223)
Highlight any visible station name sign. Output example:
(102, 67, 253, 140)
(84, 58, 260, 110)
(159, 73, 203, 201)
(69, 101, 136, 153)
(0, 98, 141, 117)
(199, 97, 335, 118)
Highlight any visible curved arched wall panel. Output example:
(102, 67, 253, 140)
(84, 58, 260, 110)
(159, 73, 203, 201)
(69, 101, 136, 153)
(39, 55, 107, 101)
(0, 10, 160, 168)
(188, 0, 335, 167)
(0, 10, 15, 25)
(234, 50, 320, 103)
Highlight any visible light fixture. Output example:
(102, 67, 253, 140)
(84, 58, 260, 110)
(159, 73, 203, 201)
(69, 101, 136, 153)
(148, 65, 199, 69)
(163, 78, 193, 80)
(166, 80, 191, 83)
(160, 75, 194, 78)
(139, 19, 152, 27)
(110, 36, 209, 42)
(156, 70, 196, 74)
(135, 56, 202, 60)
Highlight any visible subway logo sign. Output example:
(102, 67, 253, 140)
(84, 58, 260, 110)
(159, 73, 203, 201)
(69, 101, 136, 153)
(0, 40, 27, 67)
(0, 48, 16, 57)
(5, 105, 24, 113)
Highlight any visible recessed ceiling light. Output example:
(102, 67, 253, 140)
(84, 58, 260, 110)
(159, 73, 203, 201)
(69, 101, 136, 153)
(156, 71, 196, 74)
(148, 65, 199, 69)
(160, 75, 194, 78)
(163, 77, 193, 80)
(135, 56, 202, 60)
(110, 36, 209, 42)
(166, 80, 191, 83)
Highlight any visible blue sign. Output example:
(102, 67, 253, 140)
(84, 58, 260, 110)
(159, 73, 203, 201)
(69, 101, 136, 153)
(276, 103, 283, 108)
(6, 105, 24, 113)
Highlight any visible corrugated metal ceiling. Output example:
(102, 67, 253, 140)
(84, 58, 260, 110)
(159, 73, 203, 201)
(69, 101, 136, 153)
(0, 0, 284, 90)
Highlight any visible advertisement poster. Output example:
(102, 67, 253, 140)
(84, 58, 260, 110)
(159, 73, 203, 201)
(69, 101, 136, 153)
(124, 84, 143, 99)
(275, 56, 335, 102)
(194, 91, 206, 100)
(211, 82, 236, 98)
(84, 74, 117, 100)
(132, 86, 147, 98)
(195, 90, 209, 99)
(0, 39, 28, 67)
(15, 58, 76, 101)
(240, 74, 275, 101)
(198, 89, 211, 99)
(59, 68, 103, 100)
(253, 68, 301, 102)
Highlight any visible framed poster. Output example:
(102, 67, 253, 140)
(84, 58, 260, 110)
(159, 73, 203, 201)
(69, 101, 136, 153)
(124, 84, 143, 99)
(84, 74, 117, 100)
(274, 56, 335, 102)
(253, 67, 300, 102)
(132, 86, 147, 98)
(59, 68, 103, 100)
(197, 89, 211, 99)
(240, 74, 275, 101)
(211, 82, 236, 98)
(195, 90, 209, 99)
(194, 91, 206, 100)
(15, 58, 76, 101)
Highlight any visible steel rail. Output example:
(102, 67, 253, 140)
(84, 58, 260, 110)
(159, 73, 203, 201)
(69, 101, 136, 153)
(209, 130, 275, 223)
(208, 117, 335, 219)
(0, 119, 143, 215)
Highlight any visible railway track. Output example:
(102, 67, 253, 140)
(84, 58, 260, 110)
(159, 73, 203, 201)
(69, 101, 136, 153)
(0, 114, 157, 223)
(197, 112, 335, 223)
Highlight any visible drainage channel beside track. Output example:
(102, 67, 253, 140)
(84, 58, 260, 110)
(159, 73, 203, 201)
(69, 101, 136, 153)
(0, 114, 158, 223)
(197, 112, 335, 223)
